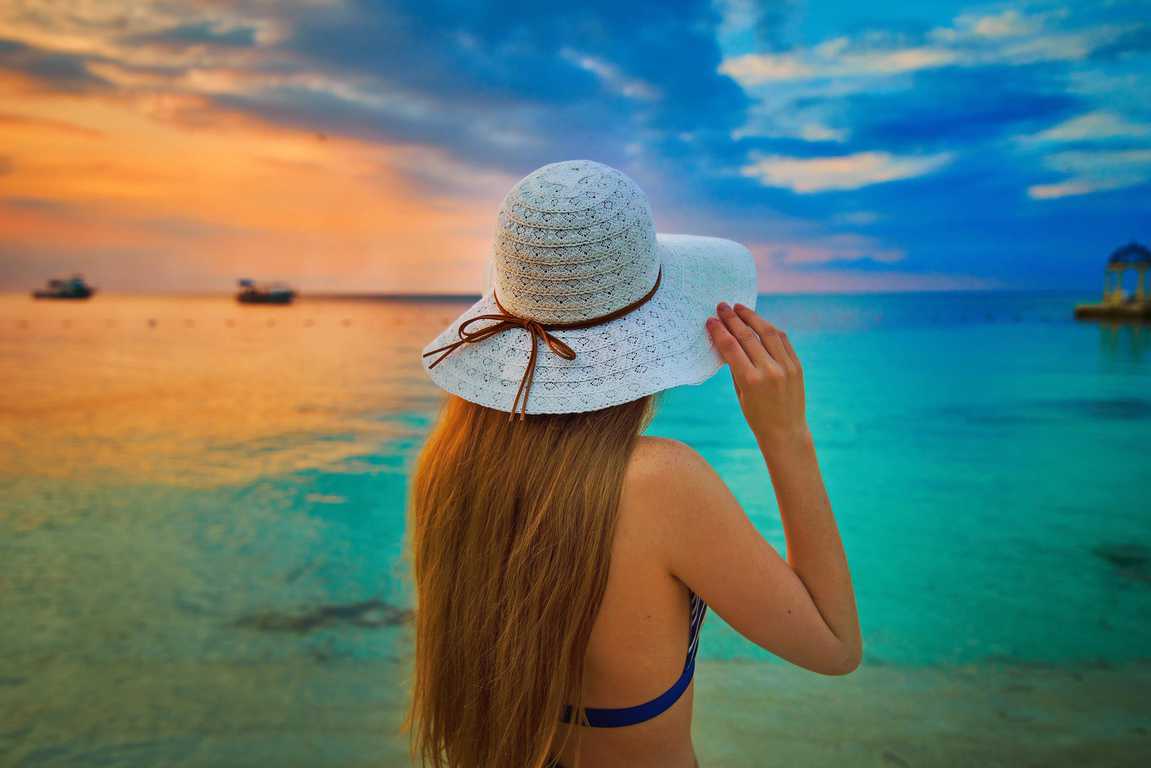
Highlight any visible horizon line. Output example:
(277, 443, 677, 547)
(0, 286, 1096, 300)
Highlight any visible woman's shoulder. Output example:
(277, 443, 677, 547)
(623, 436, 728, 516)
(629, 435, 708, 475)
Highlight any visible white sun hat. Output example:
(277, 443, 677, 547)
(421, 159, 757, 418)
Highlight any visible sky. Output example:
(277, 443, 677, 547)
(0, 0, 1148, 294)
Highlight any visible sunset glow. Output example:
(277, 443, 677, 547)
(1, 1, 1148, 293)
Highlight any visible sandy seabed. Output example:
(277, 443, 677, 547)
(692, 659, 1151, 768)
(2, 658, 1148, 767)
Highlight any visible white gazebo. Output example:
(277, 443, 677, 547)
(1076, 241, 1151, 321)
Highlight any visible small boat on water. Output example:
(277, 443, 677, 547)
(32, 274, 95, 300)
(236, 278, 296, 305)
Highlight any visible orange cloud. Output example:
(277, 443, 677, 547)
(0, 76, 517, 293)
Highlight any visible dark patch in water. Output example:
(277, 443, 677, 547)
(882, 750, 911, 768)
(0, 725, 32, 741)
(1062, 397, 1151, 421)
(21, 745, 73, 765)
(308, 646, 336, 663)
(948, 408, 1040, 427)
(935, 396, 1151, 428)
(0, 676, 27, 687)
(49, 738, 198, 767)
(997, 709, 1036, 723)
(981, 655, 1063, 669)
(1094, 544, 1151, 583)
(173, 594, 226, 618)
(233, 598, 413, 633)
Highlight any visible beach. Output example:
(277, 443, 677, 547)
(2, 291, 1149, 766)
(4, 658, 1148, 766)
(694, 660, 1151, 768)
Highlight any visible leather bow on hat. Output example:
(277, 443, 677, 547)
(423, 268, 662, 420)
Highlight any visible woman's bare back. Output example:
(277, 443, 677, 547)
(549, 436, 706, 768)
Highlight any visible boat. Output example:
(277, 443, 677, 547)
(236, 279, 296, 305)
(32, 274, 95, 300)
(1074, 242, 1151, 322)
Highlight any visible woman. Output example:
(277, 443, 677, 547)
(406, 160, 861, 768)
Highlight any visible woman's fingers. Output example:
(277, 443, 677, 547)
(734, 303, 777, 337)
(717, 303, 777, 372)
(709, 301, 801, 386)
(734, 303, 793, 371)
(762, 332, 794, 374)
(778, 330, 802, 371)
(736, 301, 801, 373)
(706, 316, 755, 380)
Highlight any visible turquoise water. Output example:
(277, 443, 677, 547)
(1, 291, 1149, 764)
(666, 293, 1151, 666)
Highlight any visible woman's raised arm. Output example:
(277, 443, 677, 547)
(638, 302, 861, 675)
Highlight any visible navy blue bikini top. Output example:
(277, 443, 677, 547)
(560, 590, 708, 728)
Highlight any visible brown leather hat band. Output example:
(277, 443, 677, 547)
(423, 267, 662, 420)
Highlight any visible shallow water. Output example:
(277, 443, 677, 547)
(1, 290, 1149, 765)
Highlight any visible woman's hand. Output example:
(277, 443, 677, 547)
(706, 302, 809, 449)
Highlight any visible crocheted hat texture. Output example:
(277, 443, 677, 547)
(421, 159, 757, 415)
(494, 160, 660, 323)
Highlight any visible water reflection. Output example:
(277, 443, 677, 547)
(1094, 320, 1151, 364)
(2, 290, 1150, 767)
(0, 295, 463, 492)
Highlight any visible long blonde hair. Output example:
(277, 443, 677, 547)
(405, 393, 654, 768)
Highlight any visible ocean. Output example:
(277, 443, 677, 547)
(1, 291, 1148, 766)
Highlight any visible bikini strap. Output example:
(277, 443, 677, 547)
(560, 591, 708, 728)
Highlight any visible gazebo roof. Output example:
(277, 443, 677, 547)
(1108, 241, 1151, 266)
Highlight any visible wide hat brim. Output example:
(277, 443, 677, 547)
(421, 233, 758, 415)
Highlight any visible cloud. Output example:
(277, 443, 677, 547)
(833, 210, 882, 226)
(1027, 148, 1151, 198)
(747, 238, 996, 293)
(0, 110, 104, 137)
(720, 7, 1130, 88)
(0, 1, 292, 70)
(8, 0, 743, 187)
(559, 48, 661, 101)
(957, 8, 1041, 40)
(740, 150, 953, 193)
(0, 0, 750, 187)
(722, 44, 954, 86)
(755, 266, 998, 294)
(0, 38, 105, 90)
(0, 0, 764, 294)
(713, 0, 802, 53)
(277, 0, 749, 169)
(2, 195, 70, 210)
(838, 63, 1081, 149)
(123, 21, 261, 49)
(721, 1, 1148, 218)
(1015, 105, 1151, 199)
(761, 233, 905, 265)
(1017, 110, 1151, 143)
(1088, 22, 1151, 61)
(0, 0, 1147, 292)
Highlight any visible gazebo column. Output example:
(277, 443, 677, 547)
(1138, 265, 1147, 302)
